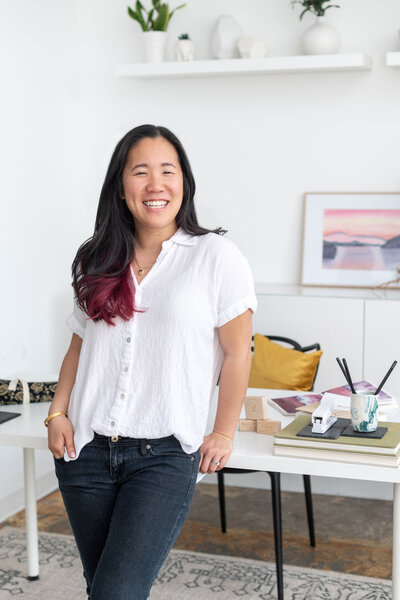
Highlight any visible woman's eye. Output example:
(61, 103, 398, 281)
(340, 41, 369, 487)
(163, 171, 173, 175)
(135, 171, 147, 176)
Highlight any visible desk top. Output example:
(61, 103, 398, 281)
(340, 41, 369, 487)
(1, 390, 400, 484)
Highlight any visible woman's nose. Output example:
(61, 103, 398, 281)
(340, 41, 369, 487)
(146, 174, 164, 191)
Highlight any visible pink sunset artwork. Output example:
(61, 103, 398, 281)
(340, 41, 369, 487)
(322, 209, 400, 270)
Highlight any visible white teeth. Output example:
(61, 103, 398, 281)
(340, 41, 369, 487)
(144, 200, 168, 207)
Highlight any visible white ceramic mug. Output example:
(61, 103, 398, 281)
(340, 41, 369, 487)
(350, 392, 379, 432)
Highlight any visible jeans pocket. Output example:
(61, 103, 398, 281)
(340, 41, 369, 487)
(151, 437, 195, 460)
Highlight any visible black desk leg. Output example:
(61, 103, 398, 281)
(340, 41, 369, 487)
(217, 470, 227, 533)
(269, 471, 284, 600)
(303, 474, 316, 547)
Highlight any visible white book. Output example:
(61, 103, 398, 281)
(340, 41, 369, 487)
(273, 444, 400, 467)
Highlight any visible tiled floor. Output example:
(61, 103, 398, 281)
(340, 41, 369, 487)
(2, 483, 392, 579)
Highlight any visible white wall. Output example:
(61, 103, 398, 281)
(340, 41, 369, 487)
(1, 0, 400, 519)
(0, 0, 81, 520)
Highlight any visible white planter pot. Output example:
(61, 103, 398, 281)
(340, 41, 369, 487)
(142, 31, 167, 63)
(174, 39, 195, 61)
(301, 16, 340, 55)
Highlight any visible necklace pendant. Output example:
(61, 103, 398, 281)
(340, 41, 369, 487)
(138, 268, 143, 274)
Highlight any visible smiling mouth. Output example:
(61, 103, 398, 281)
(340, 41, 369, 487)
(143, 200, 169, 207)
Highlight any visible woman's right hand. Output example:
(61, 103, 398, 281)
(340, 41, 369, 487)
(48, 415, 76, 459)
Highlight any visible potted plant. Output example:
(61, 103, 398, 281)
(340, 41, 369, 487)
(127, 1, 186, 63)
(174, 33, 195, 61)
(290, 0, 340, 55)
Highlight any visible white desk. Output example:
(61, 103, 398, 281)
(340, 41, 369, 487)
(0, 402, 50, 580)
(1, 391, 400, 597)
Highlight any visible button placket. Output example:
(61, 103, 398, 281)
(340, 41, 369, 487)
(108, 321, 135, 431)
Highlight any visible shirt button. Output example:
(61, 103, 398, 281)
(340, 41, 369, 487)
(120, 393, 125, 399)
(126, 337, 131, 343)
(146, 444, 151, 450)
(111, 421, 115, 427)
(124, 367, 128, 372)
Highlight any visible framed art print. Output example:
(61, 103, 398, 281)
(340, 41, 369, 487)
(301, 192, 400, 287)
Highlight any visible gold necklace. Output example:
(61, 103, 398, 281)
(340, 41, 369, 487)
(133, 254, 157, 275)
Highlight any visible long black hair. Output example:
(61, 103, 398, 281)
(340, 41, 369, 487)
(71, 124, 226, 325)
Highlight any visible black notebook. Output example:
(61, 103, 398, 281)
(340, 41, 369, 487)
(0, 411, 21, 425)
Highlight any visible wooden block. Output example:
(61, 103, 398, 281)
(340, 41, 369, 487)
(256, 419, 281, 435)
(244, 396, 269, 420)
(239, 419, 257, 432)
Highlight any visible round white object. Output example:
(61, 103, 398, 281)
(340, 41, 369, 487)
(211, 15, 243, 59)
(238, 35, 266, 59)
(301, 16, 340, 55)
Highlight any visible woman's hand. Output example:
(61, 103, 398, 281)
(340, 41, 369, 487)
(198, 432, 233, 474)
(48, 415, 76, 459)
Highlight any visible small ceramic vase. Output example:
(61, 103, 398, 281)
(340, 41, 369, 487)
(174, 38, 195, 61)
(301, 16, 340, 55)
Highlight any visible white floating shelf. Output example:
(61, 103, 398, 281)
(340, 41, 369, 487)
(116, 53, 372, 80)
(386, 52, 400, 67)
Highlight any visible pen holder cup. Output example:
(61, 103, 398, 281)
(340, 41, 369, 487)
(350, 392, 379, 432)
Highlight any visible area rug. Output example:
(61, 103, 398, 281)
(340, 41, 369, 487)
(0, 526, 391, 599)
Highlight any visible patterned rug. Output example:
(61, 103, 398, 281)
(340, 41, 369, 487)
(0, 526, 391, 599)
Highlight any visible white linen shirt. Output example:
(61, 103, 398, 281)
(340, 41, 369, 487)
(65, 228, 257, 464)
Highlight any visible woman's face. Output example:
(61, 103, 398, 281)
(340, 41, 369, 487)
(122, 136, 184, 233)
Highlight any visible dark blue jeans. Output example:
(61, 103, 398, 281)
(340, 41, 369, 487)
(54, 433, 200, 600)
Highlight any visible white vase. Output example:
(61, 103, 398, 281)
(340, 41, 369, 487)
(174, 39, 195, 61)
(211, 15, 243, 59)
(142, 31, 167, 63)
(301, 16, 340, 55)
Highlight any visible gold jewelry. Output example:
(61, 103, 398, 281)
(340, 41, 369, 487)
(212, 431, 233, 443)
(44, 411, 67, 428)
(133, 254, 157, 275)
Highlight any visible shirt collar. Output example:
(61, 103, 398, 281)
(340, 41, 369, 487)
(163, 228, 198, 247)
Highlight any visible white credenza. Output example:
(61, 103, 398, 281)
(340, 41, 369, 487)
(254, 284, 400, 400)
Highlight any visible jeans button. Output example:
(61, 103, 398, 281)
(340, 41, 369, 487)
(146, 444, 151, 450)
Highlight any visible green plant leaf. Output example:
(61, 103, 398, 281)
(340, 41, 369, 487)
(299, 6, 310, 20)
(153, 3, 168, 30)
(127, 6, 147, 30)
(146, 7, 154, 28)
(133, 0, 148, 30)
(170, 2, 186, 19)
(127, 6, 137, 20)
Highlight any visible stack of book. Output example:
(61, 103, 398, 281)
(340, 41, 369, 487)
(274, 415, 400, 467)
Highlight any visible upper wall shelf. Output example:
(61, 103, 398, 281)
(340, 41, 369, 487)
(386, 52, 400, 67)
(116, 53, 372, 80)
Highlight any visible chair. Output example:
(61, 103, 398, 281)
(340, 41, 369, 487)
(217, 335, 321, 600)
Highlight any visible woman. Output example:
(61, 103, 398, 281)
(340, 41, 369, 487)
(47, 124, 257, 600)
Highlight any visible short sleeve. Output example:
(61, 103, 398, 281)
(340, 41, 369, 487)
(215, 238, 257, 328)
(66, 297, 87, 339)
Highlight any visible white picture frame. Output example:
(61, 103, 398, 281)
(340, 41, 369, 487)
(301, 192, 400, 288)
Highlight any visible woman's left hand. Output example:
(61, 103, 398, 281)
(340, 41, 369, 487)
(198, 432, 233, 474)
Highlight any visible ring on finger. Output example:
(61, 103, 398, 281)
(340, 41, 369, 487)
(211, 459, 220, 466)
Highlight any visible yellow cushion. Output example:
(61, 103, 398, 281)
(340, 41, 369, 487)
(248, 334, 323, 391)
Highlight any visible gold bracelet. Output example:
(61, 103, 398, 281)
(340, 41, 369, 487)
(44, 411, 67, 428)
(212, 430, 233, 443)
